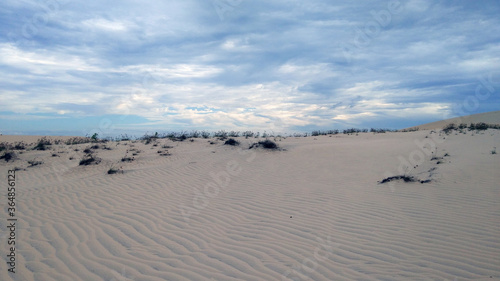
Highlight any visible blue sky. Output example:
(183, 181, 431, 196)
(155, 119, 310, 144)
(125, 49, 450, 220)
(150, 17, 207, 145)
(1, 0, 499, 137)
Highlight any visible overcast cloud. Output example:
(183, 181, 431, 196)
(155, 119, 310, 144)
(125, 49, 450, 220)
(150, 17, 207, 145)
(1, 0, 499, 136)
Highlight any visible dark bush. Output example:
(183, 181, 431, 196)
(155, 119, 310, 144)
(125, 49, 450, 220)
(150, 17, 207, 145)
(169, 133, 187, 142)
(65, 137, 92, 145)
(260, 140, 278, 149)
(214, 130, 228, 139)
(228, 131, 240, 137)
(343, 128, 362, 134)
(0, 142, 8, 152)
(107, 166, 123, 174)
(13, 142, 27, 150)
(157, 150, 171, 156)
(190, 130, 201, 138)
(242, 131, 254, 138)
(34, 137, 52, 150)
(249, 140, 279, 150)
(473, 122, 489, 131)
(312, 130, 340, 136)
(442, 123, 456, 133)
(0, 151, 15, 162)
(108, 168, 119, 174)
(379, 175, 417, 184)
(224, 138, 239, 146)
(28, 159, 43, 167)
(121, 156, 134, 162)
(79, 153, 100, 166)
(118, 134, 131, 141)
(370, 128, 389, 133)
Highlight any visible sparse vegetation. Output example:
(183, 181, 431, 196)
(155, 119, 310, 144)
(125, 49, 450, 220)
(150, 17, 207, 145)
(107, 165, 123, 174)
(214, 130, 228, 140)
(121, 156, 134, 162)
(492, 147, 497, 155)
(107, 168, 120, 174)
(79, 153, 100, 166)
(470, 122, 489, 131)
(117, 134, 132, 141)
(443, 123, 457, 134)
(443, 122, 500, 133)
(249, 140, 279, 150)
(91, 133, 99, 142)
(224, 138, 239, 146)
(12, 142, 27, 150)
(242, 131, 255, 138)
(0, 142, 8, 152)
(34, 137, 52, 150)
(228, 131, 240, 137)
(400, 127, 420, 132)
(343, 128, 369, 134)
(379, 175, 417, 183)
(311, 130, 339, 136)
(370, 128, 392, 133)
(157, 150, 171, 156)
(28, 159, 43, 167)
(379, 175, 431, 184)
(167, 132, 188, 142)
(0, 151, 15, 162)
(65, 137, 92, 145)
(141, 132, 160, 144)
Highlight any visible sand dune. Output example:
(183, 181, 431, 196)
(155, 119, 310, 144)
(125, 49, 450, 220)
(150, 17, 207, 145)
(1, 128, 499, 280)
(405, 110, 500, 131)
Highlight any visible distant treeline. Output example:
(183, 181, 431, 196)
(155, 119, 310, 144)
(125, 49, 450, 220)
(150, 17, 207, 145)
(103, 128, 407, 142)
(443, 122, 500, 133)
(310, 128, 400, 136)
(133, 128, 402, 142)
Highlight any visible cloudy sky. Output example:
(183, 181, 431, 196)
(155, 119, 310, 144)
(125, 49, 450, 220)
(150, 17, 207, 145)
(1, 0, 499, 136)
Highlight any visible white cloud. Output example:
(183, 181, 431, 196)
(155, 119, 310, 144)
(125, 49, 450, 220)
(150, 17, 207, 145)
(118, 64, 222, 79)
(82, 18, 130, 32)
(0, 43, 100, 74)
(1, 0, 499, 134)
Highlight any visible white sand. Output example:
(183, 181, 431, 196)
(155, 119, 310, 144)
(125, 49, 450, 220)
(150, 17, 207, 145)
(1, 127, 499, 280)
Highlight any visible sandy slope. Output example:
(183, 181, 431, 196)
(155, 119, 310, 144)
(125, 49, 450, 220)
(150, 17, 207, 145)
(0, 130, 499, 280)
(406, 110, 500, 131)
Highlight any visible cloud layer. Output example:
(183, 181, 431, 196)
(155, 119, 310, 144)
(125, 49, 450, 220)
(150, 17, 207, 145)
(1, 0, 499, 136)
